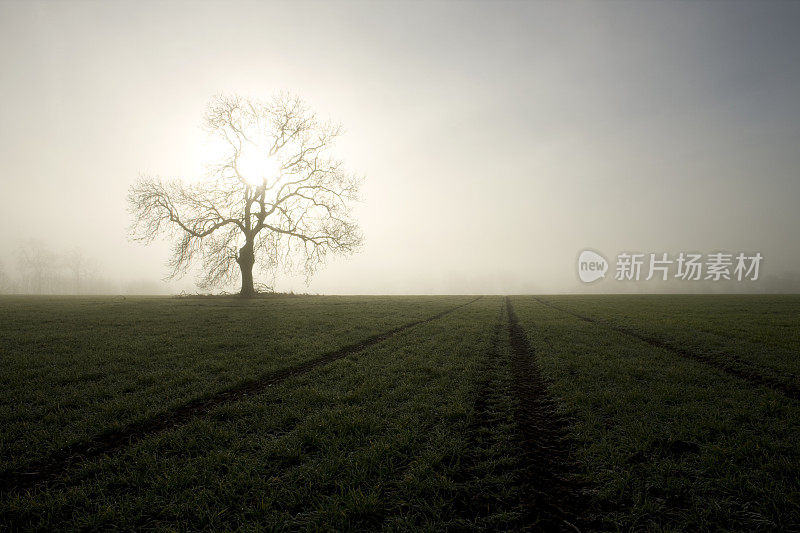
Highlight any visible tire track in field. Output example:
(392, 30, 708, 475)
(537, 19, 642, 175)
(532, 297, 800, 401)
(451, 301, 513, 526)
(505, 297, 589, 532)
(0, 297, 482, 495)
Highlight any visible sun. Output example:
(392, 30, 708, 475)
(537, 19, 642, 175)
(237, 143, 281, 187)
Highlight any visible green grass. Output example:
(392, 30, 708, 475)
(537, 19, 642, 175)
(537, 294, 800, 377)
(2, 297, 521, 530)
(1, 294, 799, 530)
(0, 295, 473, 471)
(511, 296, 800, 531)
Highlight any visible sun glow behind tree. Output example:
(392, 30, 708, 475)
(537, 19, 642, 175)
(128, 93, 363, 296)
(236, 143, 282, 188)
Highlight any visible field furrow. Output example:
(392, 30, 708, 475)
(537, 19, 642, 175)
(535, 295, 800, 378)
(505, 297, 589, 532)
(533, 297, 800, 400)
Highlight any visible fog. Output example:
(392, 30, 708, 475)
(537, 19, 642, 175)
(2, 0, 799, 295)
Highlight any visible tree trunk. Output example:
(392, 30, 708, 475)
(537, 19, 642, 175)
(237, 240, 256, 297)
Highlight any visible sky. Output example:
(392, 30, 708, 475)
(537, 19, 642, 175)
(1, 0, 799, 294)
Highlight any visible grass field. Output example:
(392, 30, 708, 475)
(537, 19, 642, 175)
(1, 295, 798, 530)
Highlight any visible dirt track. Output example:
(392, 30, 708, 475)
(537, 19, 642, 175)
(505, 297, 589, 532)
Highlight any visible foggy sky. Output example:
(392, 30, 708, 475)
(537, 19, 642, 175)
(1, 0, 799, 294)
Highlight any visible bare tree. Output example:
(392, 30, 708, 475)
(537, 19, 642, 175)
(17, 240, 57, 294)
(0, 260, 8, 294)
(63, 247, 97, 295)
(128, 93, 363, 296)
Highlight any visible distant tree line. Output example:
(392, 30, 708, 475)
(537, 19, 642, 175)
(0, 241, 164, 295)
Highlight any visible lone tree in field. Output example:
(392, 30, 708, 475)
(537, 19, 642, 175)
(128, 94, 363, 296)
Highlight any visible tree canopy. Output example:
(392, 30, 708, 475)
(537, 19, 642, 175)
(128, 93, 363, 295)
